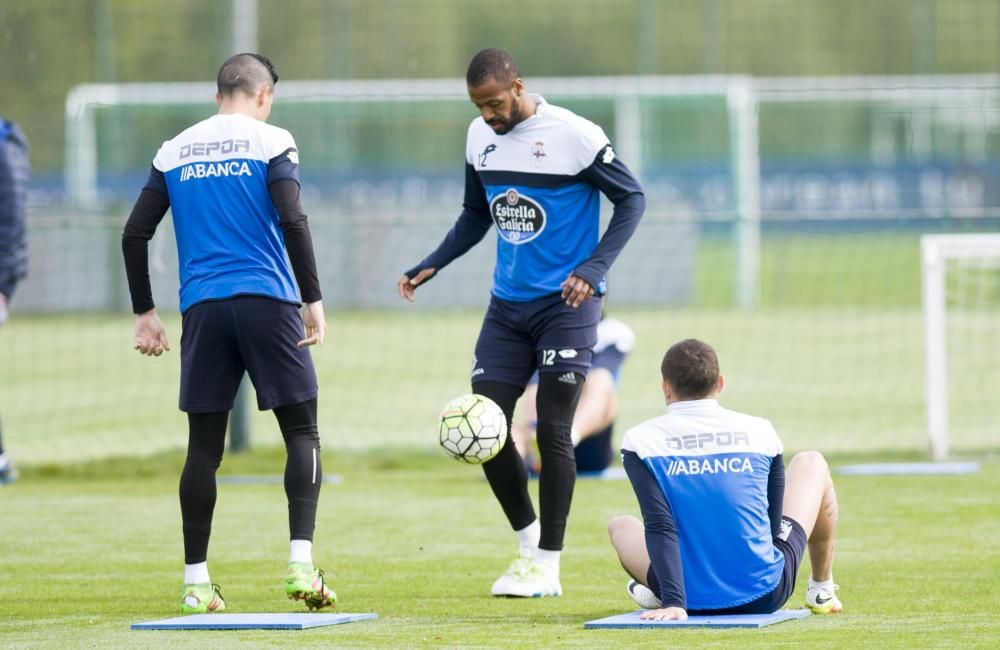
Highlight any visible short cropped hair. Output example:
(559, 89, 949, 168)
(217, 53, 279, 97)
(466, 48, 519, 87)
(661, 339, 720, 400)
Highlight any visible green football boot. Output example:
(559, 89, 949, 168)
(180, 582, 226, 614)
(286, 562, 337, 611)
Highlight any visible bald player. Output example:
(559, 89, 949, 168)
(122, 53, 334, 614)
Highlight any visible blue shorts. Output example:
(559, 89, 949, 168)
(653, 516, 807, 616)
(471, 292, 601, 387)
(179, 295, 318, 413)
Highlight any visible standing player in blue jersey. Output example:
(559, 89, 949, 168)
(398, 49, 644, 597)
(122, 54, 335, 614)
(608, 339, 844, 619)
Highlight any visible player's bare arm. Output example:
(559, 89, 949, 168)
(133, 308, 170, 357)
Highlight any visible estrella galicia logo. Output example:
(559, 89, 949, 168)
(490, 189, 546, 245)
(478, 143, 497, 167)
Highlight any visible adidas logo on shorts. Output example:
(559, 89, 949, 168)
(557, 372, 577, 385)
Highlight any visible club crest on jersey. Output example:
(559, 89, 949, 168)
(490, 189, 546, 245)
(530, 141, 546, 165)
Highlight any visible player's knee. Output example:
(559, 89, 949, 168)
(789, 450, 833, 485)
(607, 514, 640, 544)
(790, 450, 829, 478)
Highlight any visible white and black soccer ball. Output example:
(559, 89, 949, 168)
(438, 393, 508, 464)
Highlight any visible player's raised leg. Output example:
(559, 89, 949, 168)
(782, 450, 843, 614)
(178, 411, 229, 613)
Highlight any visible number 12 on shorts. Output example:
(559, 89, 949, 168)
(541, 350, 556, 366)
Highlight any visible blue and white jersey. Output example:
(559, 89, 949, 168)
(621, 400, 785, 610)
(466, 96, 614, 301)
(146, 113, 301, 312)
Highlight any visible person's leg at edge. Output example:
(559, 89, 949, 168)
(274, 398, 335, 610)
(179, 410, 229, 613)
(782, 450, 842, 613)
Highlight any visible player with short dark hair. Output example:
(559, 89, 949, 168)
(608, 338, 843, 619)
(0, 117, 29, 486)
(122, 53, 334, 614)
(398, 48, 645, 597)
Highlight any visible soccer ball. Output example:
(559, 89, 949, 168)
(438, 393, 508, 464)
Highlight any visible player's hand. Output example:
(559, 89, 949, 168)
(560, 274, 594, 308)
(133, 309, 170, 357)
(639, 606, 688, 621)
(397, 268, 436, 302)
(298, 300, 326, 347)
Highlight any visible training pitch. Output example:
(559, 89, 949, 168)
(0, 447, 996, 648)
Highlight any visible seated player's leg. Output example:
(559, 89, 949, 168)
(510, 380, 539, 464)
(570, 366, 617, 445)
(782, 450, 843, 614)
(607, 515, 663, 609)
(571, 366, 618, 473)
(179, 410, 229, 613)
(573, 423, 614, 474)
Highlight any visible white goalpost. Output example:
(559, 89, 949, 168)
(921, 233, 1000, 460)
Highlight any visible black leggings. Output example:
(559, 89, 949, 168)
(475, 372, 584, 551)
(179, 399, 322, 564)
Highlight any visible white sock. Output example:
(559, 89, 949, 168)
(184, 561, 210, 585)
(570, 428, 581, 447)
(809, 575, 834, 590)
(534, 548, 560, 573)
(289, 539, 313, 564)
(515, 520, 540, 557)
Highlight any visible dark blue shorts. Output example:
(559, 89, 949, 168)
(179, 295, 318, 413)
(668, 516, 808, 616)
(471, 292, 601, 387)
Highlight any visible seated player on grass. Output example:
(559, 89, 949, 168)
(607, 338, 843, 620)
(511, 313, 634, 476)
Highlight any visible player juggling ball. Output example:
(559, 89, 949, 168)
(398, 48, 645, 598)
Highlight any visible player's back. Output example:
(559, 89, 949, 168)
(622, 400, 785, 610)
(151, 113, 301, 312)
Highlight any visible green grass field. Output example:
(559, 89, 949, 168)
(1, 447, 997, 648)
(2, 229, 999, 646)
(2, 303, 997, 465)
